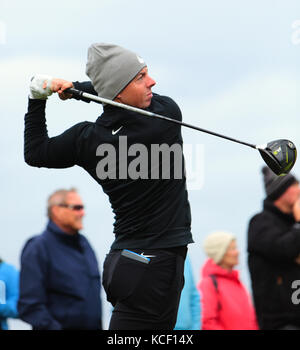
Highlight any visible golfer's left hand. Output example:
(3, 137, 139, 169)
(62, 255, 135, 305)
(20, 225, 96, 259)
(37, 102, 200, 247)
(50, 78, 74, 100)
(29, 74, 53, 99)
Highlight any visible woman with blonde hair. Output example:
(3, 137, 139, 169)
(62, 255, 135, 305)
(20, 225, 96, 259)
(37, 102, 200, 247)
(198, 231, 258, 330)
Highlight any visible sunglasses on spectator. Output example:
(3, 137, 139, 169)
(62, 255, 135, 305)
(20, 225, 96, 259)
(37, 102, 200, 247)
(58, 204, 84, 211)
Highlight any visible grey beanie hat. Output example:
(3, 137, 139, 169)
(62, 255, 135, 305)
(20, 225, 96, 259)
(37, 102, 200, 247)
(203, 231, 235, 264)
(85, 43, 147, 100)
(262, 166, 298, 201)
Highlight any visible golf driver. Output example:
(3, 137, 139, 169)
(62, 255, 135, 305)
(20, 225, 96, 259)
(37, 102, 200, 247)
(65, 88, 297, 176)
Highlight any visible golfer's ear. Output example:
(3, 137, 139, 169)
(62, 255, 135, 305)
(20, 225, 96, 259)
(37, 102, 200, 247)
(114, 94, 122, 102)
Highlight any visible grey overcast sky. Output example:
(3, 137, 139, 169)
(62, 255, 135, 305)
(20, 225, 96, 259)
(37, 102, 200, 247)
(1, 0, 300, 328)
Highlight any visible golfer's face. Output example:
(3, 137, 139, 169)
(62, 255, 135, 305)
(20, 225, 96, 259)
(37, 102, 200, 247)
(116, 67, 156, 108)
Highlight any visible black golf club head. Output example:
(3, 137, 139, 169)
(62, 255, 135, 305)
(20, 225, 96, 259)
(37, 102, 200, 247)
(258, 139, 297, 176)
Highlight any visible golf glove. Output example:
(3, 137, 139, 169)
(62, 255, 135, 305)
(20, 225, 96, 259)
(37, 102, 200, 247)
(29, 74, 53, 99)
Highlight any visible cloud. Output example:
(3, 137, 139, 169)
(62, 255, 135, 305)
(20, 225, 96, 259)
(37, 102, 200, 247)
(1, 56, 87, 97)
(1, 56, 101, 144)
(0, 20, 6, 45)
(181, 70, 300, 143)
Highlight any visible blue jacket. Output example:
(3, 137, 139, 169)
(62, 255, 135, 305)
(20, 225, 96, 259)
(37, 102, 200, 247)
(0, 261, 19, 330)
(18, 221, 102, 330)
(174, 256, 201, 330)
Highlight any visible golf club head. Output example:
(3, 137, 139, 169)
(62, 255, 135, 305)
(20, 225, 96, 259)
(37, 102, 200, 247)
(258, 139, 297, 176)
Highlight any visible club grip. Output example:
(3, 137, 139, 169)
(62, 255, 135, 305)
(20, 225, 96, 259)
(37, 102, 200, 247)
(65, 87, 83, 99)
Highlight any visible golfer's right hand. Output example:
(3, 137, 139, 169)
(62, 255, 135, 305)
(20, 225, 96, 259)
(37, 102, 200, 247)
(50, 78, 74, 100)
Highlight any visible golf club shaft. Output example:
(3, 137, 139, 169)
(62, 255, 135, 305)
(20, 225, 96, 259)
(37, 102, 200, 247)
(66, 88, 257, 149)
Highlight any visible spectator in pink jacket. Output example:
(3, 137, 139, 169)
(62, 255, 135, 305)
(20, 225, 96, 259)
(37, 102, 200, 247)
(198, 231, 258, 330)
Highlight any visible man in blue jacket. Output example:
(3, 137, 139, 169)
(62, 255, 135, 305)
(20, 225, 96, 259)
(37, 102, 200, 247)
(0, 259, 19, 330)
(18, 188, 102, 330)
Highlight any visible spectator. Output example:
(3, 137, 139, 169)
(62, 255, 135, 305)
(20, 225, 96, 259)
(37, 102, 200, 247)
(248, 166, 300, 330)
(0, 258, 19, 330)
(198, 231, 258, 330)
(18, 188, 102, 330)
(174, 255, 201, 330)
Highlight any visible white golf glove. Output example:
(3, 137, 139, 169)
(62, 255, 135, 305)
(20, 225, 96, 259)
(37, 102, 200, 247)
(29, 74, 53, 99)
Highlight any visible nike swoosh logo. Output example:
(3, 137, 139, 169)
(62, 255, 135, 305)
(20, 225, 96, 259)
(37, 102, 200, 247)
(136, 55, 145, 64)
(112, 126, 123, 135)
(141, 252, 156, 258)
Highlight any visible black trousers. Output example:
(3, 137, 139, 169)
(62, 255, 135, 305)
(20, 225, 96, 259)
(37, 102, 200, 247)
(102, 246, 187, 330)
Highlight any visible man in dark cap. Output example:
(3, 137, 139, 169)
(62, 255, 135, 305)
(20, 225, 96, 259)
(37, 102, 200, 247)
(24, 43, 193, 330)
(247, 166, 300, 330)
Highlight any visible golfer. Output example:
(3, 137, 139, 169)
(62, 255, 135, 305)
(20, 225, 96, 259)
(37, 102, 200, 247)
(24, 43, 194, 330)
